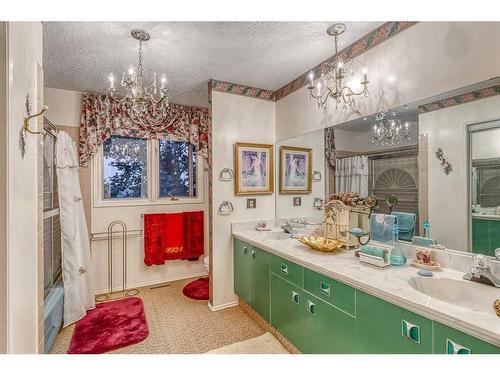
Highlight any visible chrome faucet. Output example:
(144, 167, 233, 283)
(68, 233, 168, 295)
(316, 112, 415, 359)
(463, 253, 500, 288)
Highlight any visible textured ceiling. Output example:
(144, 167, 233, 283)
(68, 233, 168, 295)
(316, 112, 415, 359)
(43, 22, 383, 107)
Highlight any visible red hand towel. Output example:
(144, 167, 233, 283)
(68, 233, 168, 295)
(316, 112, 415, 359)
(183, 211, 204, 259)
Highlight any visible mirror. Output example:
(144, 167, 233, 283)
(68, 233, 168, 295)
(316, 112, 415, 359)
(275, 78, 500, 256)
(469, 121, 500, 257)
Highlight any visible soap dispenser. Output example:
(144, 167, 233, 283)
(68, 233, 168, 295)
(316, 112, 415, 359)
(390, 224, 407, 266)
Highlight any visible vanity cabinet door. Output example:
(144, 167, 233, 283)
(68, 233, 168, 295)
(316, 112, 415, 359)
(270, 255, 303, 287)
(270, 273, 307, 350)
(301, 290, 356, 353)
(233, 238, 250, 303)
(356, 291, 433, 353)
(249, 247, 270, 322)
(433, 322, 500, 354)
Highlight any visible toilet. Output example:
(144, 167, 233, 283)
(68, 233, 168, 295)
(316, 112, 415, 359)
(203, 256, 210, 273)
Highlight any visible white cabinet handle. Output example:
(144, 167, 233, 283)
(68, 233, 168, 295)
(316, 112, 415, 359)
(320, 281, 331, 296)
(291, 291, 299, 304)
(280, 263, 288, 275)
(401, 320, 420, 343)
(242, 246, 248, 255)
(307, 300, 316, 316)
(446, 339, 471, 354)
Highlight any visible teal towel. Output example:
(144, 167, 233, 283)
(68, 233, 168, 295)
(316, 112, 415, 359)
(360, 244, 386, 258)
(393, 211, 416, 241)
(412, 236, 437, 247)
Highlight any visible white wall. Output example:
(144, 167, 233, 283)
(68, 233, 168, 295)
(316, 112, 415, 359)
(44, 87, 208, 294)
(5, 22, 42, 353)
(211, 91, 276, 308)
(44, 87, 82, 126)
(275, 130, 325, 220)
(276, 22, 500, 141)
(419, 95, 500, 252)
(472, 127, 500, 160)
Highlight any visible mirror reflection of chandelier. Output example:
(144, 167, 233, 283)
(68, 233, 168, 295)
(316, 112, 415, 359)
(308, 23, 369, 111)
(372, 111, 411, 145)
(106, 29, 169, 120)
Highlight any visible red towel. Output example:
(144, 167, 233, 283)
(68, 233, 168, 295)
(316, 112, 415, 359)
(143, 211, 204, 266)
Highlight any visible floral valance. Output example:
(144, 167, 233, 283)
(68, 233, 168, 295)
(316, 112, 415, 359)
(79, 93, 209, 166)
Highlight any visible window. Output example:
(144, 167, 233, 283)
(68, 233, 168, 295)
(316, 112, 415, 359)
(95, 136, 202, 206)
(103, 136, 148, 199)
(159, 140, 197, 198)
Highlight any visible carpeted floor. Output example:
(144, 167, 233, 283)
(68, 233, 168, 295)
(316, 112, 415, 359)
(50, 277, 267, 354)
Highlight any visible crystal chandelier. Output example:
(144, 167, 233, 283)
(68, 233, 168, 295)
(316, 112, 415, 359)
(106, 29, 169, 121)
(308, 23, 369, 111)
(372, 111, 411, 145)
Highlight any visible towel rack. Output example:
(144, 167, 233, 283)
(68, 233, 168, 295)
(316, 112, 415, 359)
(93, 220, 140, 302)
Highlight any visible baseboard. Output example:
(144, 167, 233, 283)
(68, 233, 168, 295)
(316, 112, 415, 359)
(94, 271, 209, 296)
(208, 300, 239, 311)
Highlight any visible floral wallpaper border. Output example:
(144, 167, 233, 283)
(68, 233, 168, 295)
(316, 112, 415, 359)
(211, 79, 275, 101)
(418, 84, 500, 113)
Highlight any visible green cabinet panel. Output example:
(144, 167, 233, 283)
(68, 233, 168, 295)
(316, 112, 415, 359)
(303, 268, 356, 316)
(490, 220, 500, 256)
(356, 290, 433, 353)
(270, 255, 303, 287)
(472, 218, 491, 255)
(433, 322, 500, 354)
(270, 273, 307, 349)
(250, 247, 270, 322)
(301, 290, 357, 353)
(233, 238, 250, 302)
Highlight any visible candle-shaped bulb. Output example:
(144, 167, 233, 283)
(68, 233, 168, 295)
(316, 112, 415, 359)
(161, 73, 167, 88)
(128, 65, 135, 76)
(108, 73, 115, 89)
(308, 71, 314, 83)
(362, 67, 368, 82)
(337, 60, 343, 69)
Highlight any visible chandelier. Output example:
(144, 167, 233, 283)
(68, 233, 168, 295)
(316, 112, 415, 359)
(308, 23, 369, 111)
(106, 29, 169, 122)
(372, 111, 411, 145)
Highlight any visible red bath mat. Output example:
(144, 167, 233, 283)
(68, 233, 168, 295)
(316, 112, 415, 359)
(68, 297, 149, 354)
(182, 278, 209, 300)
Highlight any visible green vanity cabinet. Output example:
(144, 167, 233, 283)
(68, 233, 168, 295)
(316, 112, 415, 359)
(233, 238, 251, 302)
(233, 239, 270, 322)
(433, 322, 500, 354)
(472, 218, 500, 256)
(270, 255, 303, 287)
(356, 290, 433, 353)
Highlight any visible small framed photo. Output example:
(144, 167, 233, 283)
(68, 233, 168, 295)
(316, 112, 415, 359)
(279, 146, 312, 194)
(246, 198, 256, 209)
(234, 143, 274, 195)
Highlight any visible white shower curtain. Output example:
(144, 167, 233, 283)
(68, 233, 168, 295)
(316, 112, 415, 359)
(56, 131, 95, 326)
(335, 156, 369, 196)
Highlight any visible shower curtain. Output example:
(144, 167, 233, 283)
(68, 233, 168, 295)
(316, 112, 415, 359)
(56, 131, 95, 327)
(335, 156, 369, 196)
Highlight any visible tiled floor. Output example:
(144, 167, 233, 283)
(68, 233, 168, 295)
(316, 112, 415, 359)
(50, 277, 266, 354)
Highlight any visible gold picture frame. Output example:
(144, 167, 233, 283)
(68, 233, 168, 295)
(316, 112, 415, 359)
(279, 145, 312, 194)
(234, 142, 274, 195)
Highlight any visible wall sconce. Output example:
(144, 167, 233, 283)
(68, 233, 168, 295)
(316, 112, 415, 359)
(312, 171, 322, 181)
(313, 198, 323, 210)
(219, 168, 234, 181)
(435, 148, 452, 175)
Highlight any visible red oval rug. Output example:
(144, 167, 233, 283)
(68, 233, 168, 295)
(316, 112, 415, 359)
(182, 277, 209, 300)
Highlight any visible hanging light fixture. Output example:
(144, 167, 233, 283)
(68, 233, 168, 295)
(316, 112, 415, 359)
(308, 23, 369, 111)
(106, 29, 169, 122)
(372, 111, 411, 145)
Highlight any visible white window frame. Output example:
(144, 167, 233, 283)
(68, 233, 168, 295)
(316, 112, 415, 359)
(93, 138, 204, 208)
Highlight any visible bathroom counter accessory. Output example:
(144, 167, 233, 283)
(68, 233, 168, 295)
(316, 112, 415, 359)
(231, 224, 500, 347)
(494, 299, 500, 318)
(410, 259, 441, 270)
(297, 236, 344, 252)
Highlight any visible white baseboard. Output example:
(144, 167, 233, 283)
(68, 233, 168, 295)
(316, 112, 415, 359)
(94, 271, 209, 296)
(208, 300, 239, 311)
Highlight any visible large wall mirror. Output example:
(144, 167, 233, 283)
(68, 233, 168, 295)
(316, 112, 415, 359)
(275, 78, 500, 257)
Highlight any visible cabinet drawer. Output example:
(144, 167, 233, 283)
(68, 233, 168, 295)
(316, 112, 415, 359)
(356, 291, 433, 353)
(270, 255, 303, 287)
(303, 268, 355, 315)
(433, 322, 500, 354)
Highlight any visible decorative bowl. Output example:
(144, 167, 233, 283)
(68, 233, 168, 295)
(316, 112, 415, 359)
(298, 236, 344, 252)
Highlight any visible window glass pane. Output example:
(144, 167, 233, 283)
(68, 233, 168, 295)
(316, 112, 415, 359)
(159, 140, 197, 197)
(103, 136, 148, 199)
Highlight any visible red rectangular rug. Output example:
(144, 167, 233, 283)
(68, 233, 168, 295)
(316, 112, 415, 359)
(68, 297, 149, 354)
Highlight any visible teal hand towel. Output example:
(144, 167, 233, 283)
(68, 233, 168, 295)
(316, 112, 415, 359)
(393, 211, 416, 241)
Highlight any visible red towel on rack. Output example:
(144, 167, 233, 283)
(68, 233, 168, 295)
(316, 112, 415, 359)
(143, 212, 204, 266)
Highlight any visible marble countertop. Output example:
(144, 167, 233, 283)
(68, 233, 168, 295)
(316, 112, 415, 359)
(472, 213, 500, 221)
(232, 225, 500, 347)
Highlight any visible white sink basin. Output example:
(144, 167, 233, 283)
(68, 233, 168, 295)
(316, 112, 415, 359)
(408, 276, 500, 316)
(259, 231, 291, 241)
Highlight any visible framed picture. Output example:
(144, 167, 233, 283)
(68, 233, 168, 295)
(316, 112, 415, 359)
(279, 146, 312, 194)
(234, 142, 274, 195)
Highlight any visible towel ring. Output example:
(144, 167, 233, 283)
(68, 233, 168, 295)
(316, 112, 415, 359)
(219, 168, 234, 182)
(218, 201, 234, 215)
(312, 171, 322, 181)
